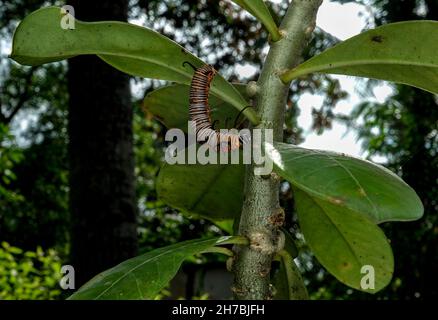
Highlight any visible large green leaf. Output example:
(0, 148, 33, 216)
(294, 189, 393, 293)
(265, 142, 423, 223)
(230, 0, 281, 41)
(281, 21, 438, 94)
(157, 161, 245, 220)
(10, 6, 258, 124)
(143, 84, 247, 132)
(69, 236, 238, 300)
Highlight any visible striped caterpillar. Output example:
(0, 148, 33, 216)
(184, 62, 250, 152)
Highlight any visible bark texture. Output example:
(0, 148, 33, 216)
(67, 0, 138, 286)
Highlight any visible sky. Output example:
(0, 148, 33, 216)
(237, 0, 393, 159)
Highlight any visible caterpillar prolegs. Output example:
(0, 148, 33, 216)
(184, 62, 250, 152)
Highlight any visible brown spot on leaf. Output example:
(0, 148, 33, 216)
(341, 262, 352, 270)
(371, 35, 384, 43)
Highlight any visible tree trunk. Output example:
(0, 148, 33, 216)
(67, 0, 138, 286)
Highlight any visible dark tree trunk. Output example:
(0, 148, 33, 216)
(67, 0, 138, 286)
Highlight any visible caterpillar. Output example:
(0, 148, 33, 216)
(184, 62, 250, 152)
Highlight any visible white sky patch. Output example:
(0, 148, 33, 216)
(297, 91, 362, 156)
(373, 82, 394, 103)
(301, 122, 363, 155)
(235, 63, 257, 79)
(316, 0, 368, 40)
(1, 38, 12, 56)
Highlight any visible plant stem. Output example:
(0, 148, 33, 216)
(277, 250, 309, 300)
(232, 0, 322, 300)
(200, 247, 234, 257)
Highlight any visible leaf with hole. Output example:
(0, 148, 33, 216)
(281, 21, 438, 94)
(265, 142, 423, 223)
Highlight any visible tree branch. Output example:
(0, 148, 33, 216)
(232, 0, 322, 300)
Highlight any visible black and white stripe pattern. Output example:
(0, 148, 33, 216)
(188, 64, 245, 152)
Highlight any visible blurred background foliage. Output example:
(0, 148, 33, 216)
(0, 0, 436, 299)
(0, 242, 62, 300)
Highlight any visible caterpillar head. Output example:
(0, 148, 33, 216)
(203, 64, 218, 80)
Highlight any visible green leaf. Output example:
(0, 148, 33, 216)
(294, 188, 393, 293)
(144, 84, 247, 132)
(281, 227, 299, 259)
(10, 6, 259, 124)
(265, 142, 423, 223)
(213, 219, 235, 234)
(281, 21, 438, 94)
(157, 161, 244, 220)
(230, 0, 281, 41)
(273, 250, 308, 300)
(68, 236, 238, 300)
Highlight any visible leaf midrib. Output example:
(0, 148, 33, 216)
(287, 59, 438, 79)
(78, 238, 218, 300)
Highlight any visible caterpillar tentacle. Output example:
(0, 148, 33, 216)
(234, 105, 253, 129)
(183, 61, 198, 71)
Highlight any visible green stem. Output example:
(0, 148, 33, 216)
(200, 247, 234, 257)
(242, 105, 260, 126)
(232, 0, 323, 300)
